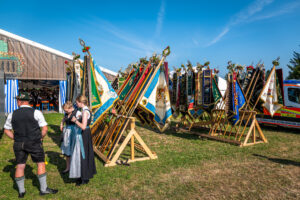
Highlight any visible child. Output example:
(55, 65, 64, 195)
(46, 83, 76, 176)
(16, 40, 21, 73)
(60, 101, 81, 173)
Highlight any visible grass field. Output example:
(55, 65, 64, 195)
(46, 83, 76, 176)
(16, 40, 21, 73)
(0, 113, 299, 199)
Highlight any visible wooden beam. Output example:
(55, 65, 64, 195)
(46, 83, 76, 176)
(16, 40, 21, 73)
(133, 131, 157, 159)
(109, 129, 135, 165)
(197, 133, 241, 146)
(255, 119, 268, 143)
(242, 119, 255, 146)
(131, 135, 135, 161)
(93, 147, 109, 163)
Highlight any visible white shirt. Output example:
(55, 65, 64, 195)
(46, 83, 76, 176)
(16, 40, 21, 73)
(4, 105, 48, 130)
(82, 106, 90, 119)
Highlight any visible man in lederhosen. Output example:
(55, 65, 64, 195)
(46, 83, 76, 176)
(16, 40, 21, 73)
(4, 92, 58, 198)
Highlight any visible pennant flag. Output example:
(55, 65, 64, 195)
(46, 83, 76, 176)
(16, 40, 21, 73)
(139, 63, 172, 131)
(170, 72, 177, 110)
(179, 73, 187, 112)
(259, 66, 283, 117)
(89, 58, 118, 125)
(212, 76, 222, 103)
(202, 69, 212, 105)
(232, 72, 246, 125)
(176, 75, 181, 109)
(187, 70, 204, 119)
(196, 71, 203, 106)
(119, 69, 139, 100)
(188, 108, 204, 119)
(187, 70, 195, 111)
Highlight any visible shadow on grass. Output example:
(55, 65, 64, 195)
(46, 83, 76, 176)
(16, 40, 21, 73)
(47, 125, 62, 148)
(45, 151, 76, 184)
(253, 154, 300, 167)
(260, 125, 300, 134)
(46, 125, 77, 183)
(2, 159, 40, 192)
(0, 129, 3, 140)
(135, 121, 200, 140)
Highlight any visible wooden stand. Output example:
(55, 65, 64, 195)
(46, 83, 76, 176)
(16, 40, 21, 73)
(93, 117, 158, 167)
(199, 110, 267, 147)
(192, 72, 268, 147)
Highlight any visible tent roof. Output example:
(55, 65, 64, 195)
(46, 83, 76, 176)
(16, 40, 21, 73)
(0, 29, 117, 80)
(0, 29, 73, 60)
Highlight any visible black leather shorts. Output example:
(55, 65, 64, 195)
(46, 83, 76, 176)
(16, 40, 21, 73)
(13, 140, 45, 164)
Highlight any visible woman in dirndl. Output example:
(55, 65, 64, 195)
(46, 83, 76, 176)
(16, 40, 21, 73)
(60, 101, 81, 173)
(70, 95, 96, 186)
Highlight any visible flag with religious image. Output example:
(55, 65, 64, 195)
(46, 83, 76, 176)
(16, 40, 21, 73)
(259, 66, 283, 117)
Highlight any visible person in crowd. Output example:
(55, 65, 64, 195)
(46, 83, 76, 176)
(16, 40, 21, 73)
(30, 89, 38, 108)
(60, 101, 81, 173)
(69, 95, 96, 186)
(3, 92, 58, 198)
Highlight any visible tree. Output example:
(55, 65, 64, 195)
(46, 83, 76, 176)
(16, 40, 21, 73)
(287, 51, 300, 80)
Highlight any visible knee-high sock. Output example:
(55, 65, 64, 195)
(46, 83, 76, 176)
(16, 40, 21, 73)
(37, 173, 48, 192)
(15, 176, 25, 193)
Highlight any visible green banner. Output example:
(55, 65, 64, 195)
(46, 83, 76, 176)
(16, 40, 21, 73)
(119, 69, 139, 100)
(91, 66, 101, 107)
(212, 77, 222, 103)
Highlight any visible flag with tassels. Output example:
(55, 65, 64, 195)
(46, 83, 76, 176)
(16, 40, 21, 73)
(89, 57, 118, 125)
(259, 66, 283, 117)
(232, 72, 246, 125)
(139, 62, 172, 132)
(212, 76, 222, 103)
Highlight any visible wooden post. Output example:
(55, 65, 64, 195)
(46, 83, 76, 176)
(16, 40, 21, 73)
(131, 135, 135, 160)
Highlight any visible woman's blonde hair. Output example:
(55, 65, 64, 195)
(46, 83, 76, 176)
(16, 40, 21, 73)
(76, 95, 88, 106)
(62, 101, 73, 109)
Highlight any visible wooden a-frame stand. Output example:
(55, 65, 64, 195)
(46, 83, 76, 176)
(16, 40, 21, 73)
(94, 116, 158, 167)
(196, 71, 269, 147)
(198, 110, 268, 147)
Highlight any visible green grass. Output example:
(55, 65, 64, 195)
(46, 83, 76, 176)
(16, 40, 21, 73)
(0, 113, 299, 199)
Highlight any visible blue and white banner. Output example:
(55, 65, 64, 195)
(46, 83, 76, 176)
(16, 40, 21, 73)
(59, 80, 67, 113)
(5, 79, 19, 113)
(139, 65, 172, 131)
(232, 73, 246, 125)
(90, 58, 118, 125)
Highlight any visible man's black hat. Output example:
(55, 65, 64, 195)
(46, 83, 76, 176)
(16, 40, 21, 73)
(15, 92, 31, 101)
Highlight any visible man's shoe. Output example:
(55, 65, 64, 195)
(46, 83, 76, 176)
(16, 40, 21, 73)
(18, 192, 26, 198)
(39, 187, 58, 195)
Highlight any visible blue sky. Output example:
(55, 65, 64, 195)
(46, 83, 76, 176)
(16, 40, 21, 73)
(1, 0, 300, 78)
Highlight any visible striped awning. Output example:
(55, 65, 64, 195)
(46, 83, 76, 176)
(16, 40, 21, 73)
(5, 79, 19, 113)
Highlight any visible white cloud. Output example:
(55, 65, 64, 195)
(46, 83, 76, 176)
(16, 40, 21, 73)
(85, 19, 161, 55)
(249, 1, 300, 22)
(230, 0, 274, 26)
(154, 0, 166, 39)
(207, 0, 274, 47)
(206, 27, 229, 47)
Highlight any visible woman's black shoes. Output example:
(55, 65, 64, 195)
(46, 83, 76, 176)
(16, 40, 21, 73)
(76, 179, 89, 186)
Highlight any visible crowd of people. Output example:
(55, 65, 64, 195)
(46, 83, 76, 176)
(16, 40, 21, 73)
(3, 92, 96, 198)
(19, 87, 59, 110)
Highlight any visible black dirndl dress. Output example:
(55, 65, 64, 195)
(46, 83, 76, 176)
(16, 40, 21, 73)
(80, 109, 97, 181)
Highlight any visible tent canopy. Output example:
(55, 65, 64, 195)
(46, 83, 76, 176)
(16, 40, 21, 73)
(0, 30, 73, 80)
